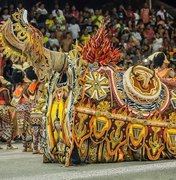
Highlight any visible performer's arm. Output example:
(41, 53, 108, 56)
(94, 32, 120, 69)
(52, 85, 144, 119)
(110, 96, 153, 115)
(3, 89, 11, 106)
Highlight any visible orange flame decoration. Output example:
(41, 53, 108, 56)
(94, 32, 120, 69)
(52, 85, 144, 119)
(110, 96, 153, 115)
(81, 22, 121, 66)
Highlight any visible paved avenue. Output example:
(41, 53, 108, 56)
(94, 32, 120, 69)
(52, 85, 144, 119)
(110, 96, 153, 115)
(0, 143, 176, 180)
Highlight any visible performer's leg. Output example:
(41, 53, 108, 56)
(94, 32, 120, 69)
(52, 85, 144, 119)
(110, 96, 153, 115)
(39, 125, 44, 153)
(6, 116, 18, 150)
(26, 121, 32, 152)
(32, 125, 40, 154)
(0, 120, 3, 149)
(22, 120, 27, 152)
(0, 130, 3, 149)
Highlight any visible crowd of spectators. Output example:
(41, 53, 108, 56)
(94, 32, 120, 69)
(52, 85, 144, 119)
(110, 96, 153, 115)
(0, 1, 176, 70)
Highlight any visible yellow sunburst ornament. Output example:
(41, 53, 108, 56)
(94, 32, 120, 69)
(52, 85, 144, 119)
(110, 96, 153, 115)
(84, 71, 109, 101)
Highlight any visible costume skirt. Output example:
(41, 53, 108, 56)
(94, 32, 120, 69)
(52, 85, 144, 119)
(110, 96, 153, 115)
(15, 102, 31, 139)
(0, 105, 12, 141)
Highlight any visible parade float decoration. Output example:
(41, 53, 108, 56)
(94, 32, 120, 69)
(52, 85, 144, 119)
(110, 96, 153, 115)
(1, 9, 176, 166)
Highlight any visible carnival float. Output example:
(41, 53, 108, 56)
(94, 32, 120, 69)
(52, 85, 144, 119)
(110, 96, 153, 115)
(1, 9, 176, 166)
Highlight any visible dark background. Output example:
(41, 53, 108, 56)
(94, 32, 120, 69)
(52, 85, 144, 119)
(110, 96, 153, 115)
(0, 0, 175, 10)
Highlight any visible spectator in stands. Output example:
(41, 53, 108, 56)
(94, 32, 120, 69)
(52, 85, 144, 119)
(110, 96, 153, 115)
(9, 4, 15, 15)
(141, 41, 151, 57)
(55, 25, 64, 43)
(171, 35, 176, 49)
(0, 1, 176, 68)
(156, 15, 165, 26)
(117, 5, 126, 20)
(52, 3, 63, 17)
(63, 2, 71, 22)
(136, 19, 145, 34)
(121, 28, 130, 42)
(84, 17, 94, 34)
(150, 8, 157, 27)
(41, 27, 49, 47)
(36, 2, 48, 15)
(55, 9, 66, 31)
(134, 9, 140, 25)
(68, 18, 80, 41)
(124, 53, 133, 69)
(131, 27, 142, 44)
(156, 5, 168, 21)
(48, 32, 60, 51)
(163, 29, 170, 41)
(157, 24, 165, 37)
(17, 2, 23, 10)
(152, 33, 163, 53)
(2, 8, 10, 21)
(111, 7, 118, 19)
(109, 22, 118, 37)
(45, 14, 54, 31)
(163, 37, 172, 52)
(71, 5, 80, 21)
(60, 32, 73, 52)
(80, 27, 91, 45)
(143, 24, 155, 44)
(91, 9, 103, 27)
(140, 3, 150, 24)
(121, 5, 135, 26)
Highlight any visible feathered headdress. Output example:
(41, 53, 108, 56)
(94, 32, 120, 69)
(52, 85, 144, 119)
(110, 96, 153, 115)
(81, 19, 120, 66)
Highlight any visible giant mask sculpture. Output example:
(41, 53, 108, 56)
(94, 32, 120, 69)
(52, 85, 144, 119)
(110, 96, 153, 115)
(1, 9, 176, 166)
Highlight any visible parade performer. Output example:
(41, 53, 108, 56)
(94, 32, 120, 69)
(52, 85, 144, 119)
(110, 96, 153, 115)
(150, 51, 176, 90)
(25, 65, 44, 154)
(3, 9, 176, 166)
(152, 52, 175, 78)
(11, 67, 32, 152)
(0, 76, 17, 149)
(0, 54, 6, 76)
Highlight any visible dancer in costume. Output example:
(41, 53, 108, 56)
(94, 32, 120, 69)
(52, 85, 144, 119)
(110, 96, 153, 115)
(152, 52, 175, 78)
(0, 76, 17, 149)
(3, 9, 176, 165)
(152, 52, 176, 111)
(0, 54, 6, 76)
(25, 66, 44, 154)
(11, 68, 32, 152)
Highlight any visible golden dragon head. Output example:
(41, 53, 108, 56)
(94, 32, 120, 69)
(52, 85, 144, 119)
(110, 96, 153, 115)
(0, 9, 68, 82)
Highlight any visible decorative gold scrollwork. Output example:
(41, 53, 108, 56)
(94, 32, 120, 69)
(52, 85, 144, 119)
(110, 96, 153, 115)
(133, 127, 143, 140)
(149, 127, 162, 155)
(93, 116, 110, 139)
(164, 128, 176, 155)
(127, 124, 146, 151)
(145, 126, 164, 160)
(96, 120, 106, 133)
(110, 121, 124, 149)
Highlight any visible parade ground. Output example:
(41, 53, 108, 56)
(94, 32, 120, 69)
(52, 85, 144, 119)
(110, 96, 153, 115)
(0, 143, 176, 180)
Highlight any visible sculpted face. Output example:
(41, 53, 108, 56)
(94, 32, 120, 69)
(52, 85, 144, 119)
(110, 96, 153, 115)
(135, 72, 154, 90)
(132, 66, 155, 90)
(123, 65, 162, 105)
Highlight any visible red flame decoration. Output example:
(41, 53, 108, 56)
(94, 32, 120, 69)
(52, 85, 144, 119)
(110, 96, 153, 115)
(81, 23, 120, 66)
